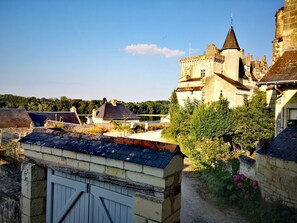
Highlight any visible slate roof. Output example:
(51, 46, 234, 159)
(215, 73, 250, 91)
(19, 129, 184, 168)
(28, 112, 81, 125)
(0, 108, 32, 128)
(257, 127, 297, 162)
(95, 103, 139, 121)
(258, 50, 297, 85)
(221, 26, 241, 51)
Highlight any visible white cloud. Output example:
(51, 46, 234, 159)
(124, 43, 185, 58)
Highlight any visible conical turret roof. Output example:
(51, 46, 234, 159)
(221, 26, 240, 50)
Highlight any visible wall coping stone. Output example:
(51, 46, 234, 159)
(19, 128, 186, 169)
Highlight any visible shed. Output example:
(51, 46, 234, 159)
(19, 128, 185, 222)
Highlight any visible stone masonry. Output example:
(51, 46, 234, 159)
(20, 128, 184, 223)
(256, 153, 297, 208)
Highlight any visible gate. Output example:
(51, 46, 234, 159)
(46, 169, 134, 223)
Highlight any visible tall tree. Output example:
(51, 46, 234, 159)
(232, 88, 274, 151)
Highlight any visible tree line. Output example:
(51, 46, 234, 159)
(0, 94, 169, 115)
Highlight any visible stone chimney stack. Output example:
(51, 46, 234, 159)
(70, 106, 77, 113)
(92, 109, 97, 118)
(110, 99, 117, 106)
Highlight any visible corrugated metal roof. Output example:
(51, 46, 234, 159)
(221, 26, 241, 51)
(19, 129, 184, 168)
(259, 50, 297, 85)
(0, 108, 32, 128)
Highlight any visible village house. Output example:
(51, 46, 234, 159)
(28, 106, 81, 127)
(176, 25, 267, 108)
(87, 99, 140, 124)
(240, 0, 297, 209)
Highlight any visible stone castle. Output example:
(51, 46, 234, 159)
(176, 25, 268, 108)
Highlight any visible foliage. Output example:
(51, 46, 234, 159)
(161, 99, 197, 140)
(227, 174, 260, 201)
(190, 98, 233, 140)
(188, 138, 233, 170)
(169, 89, 178, 105)
(232, 89, 274, 152)
(0, 94, 170, 115)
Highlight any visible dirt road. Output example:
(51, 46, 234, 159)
(121, 130, 250, 223)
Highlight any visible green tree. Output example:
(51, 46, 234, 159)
(190, 97, 233, 140)
(232, 89, 274, 152)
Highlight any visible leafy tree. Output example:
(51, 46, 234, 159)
(170, 89, 178, 105)
(190, 97, 233, 140)
(232, 89, 274, 152)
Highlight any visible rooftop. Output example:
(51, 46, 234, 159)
(257, 127, 297, 162)
(221, 26, 241, 51)
(0, 108, 32, 128)
(19, 128, 184, 169)
(258, 50, 297, 85)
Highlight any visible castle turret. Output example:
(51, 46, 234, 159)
(221, 26, 241, 81)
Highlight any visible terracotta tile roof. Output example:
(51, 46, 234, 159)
(215, 73, 250, 91)
(96, 103, 139, 121)
(28, 112, 81, 125)
(221, 26, 241, 51)
(257, 127, 297, 162)
(0, 108, 32, 128)
(19, 128, 185, 168)
(258, 50, 297, 85)
(176, 86, 204, 92)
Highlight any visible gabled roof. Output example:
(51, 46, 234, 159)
(257, 127, 297, 162)
(215, 73, 250, 91)
(96, 103, 139, 121)
(258, 50, 297, 85)
(0, 108, 32, 128)
(19, 128, 185, 168)
(221, 26, 241, 51)
(28, 112, 81, 125)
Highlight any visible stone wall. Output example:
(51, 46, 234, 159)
(256, 153, 297, 208)
(20, 137, 184, 223)
(283, 0, 297, 51)
(239, 155, 256, 180)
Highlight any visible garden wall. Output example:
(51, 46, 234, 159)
(256, 153, 297, 208)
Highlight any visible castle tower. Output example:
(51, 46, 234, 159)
(220, 26, 241, 81)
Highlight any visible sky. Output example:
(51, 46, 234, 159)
(0, 0, 284, 102)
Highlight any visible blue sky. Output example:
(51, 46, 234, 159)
(0, 0, 283, 102)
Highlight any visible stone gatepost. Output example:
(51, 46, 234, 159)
(21, 162, 47, 223)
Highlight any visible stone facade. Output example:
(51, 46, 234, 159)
(20, 130, 184, 223)
(273, 0, 297, 62)
(256, 153, 297, 208)
(176, 27, 266, 108)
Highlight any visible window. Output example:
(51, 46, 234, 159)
(201, 69, 205, 77)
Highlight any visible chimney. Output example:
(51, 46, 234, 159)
(110, 99, 117, 106)
(70, 106, 76, 113)
(92, 109, 97, 118)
